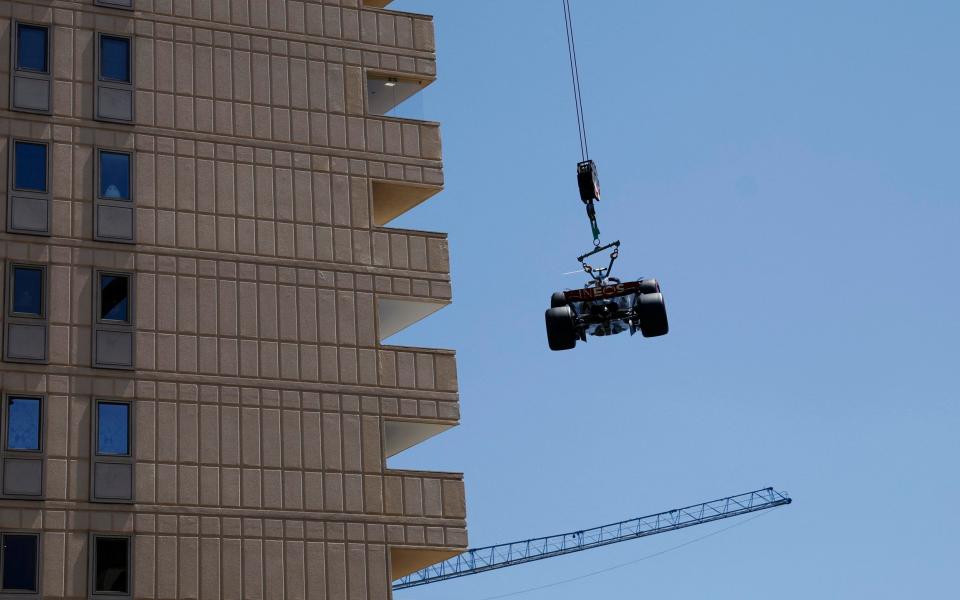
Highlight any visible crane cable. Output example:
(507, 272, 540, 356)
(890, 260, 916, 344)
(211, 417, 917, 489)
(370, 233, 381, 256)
(468, 509, 781, 600)
(563, 0, 607, 252)
(564, 0, 612, 262)
(563, 0, 590, 162)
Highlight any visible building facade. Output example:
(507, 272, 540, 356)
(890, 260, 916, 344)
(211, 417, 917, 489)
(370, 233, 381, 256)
(0, 0, 466, 597)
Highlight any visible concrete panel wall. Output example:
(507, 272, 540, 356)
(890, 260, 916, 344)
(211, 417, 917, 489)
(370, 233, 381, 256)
(0, 124, 446, 255)
(0, 0, 464, 596)
(0, 118, 449, 247)
(0, 504, 464, 599)
(64, 0, 438, 54)
(11, 386, 466, 517)
(0, 11, 440, 154)
(0, 238, 456, 390)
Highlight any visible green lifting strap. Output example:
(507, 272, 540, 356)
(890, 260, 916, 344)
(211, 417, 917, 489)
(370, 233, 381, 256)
(586, 201, 600, 244)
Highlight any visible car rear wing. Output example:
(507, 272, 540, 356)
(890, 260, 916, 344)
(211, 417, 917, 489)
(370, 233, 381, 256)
(564, 280, 644, 302)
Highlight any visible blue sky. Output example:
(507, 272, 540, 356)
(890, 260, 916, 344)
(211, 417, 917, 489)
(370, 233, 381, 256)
(386, 1, 960, 598)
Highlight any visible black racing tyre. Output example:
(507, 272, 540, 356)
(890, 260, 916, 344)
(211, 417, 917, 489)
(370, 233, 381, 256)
(637, 278, 661, 294)
(637, 292, 669, 337)
(545, 306, 577, 351)
(550, 292, 569, 308)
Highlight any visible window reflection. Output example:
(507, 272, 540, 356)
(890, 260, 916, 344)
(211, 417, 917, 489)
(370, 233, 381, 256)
(1, 534, 38, 592)
(100, 274, 129, 322)
(97, 402, 129, 456)
(16, 24, 47, 72)
(100, 151, 131, 200)
(94, 537, 129, 593)
(6, 397, 40, 451)
(100, 36, 130, 83)
(13, 141, 47, 192)
(12, 266, 43, 316)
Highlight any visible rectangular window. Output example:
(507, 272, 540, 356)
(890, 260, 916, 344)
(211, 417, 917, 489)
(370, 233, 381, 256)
(13, 141, 47, 193)
(6, 396, 41, 452)
(4, 264, 49, 364)
(92, 270, 135, 370)
(99, 274, 129, 323)
(7, 139, 51, 235)
(0, 394, 45, 498)
(10, 265, 44, 318)
(90, 399, 134, 502)
(11, 22, 52, 114)
(92, 536, 129, 595)
(96, 402, 129, 456)
(99, 36, 130, 83)
(95, 0, 134, 10)
(16, 24, 47, 73)
(94, 149, 136, 243)
(94, 33, 134, 123)
(98, 151, 131, 200)
(0, 533, 38, 593)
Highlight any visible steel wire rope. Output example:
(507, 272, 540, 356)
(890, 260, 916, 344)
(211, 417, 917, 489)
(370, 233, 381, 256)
(458, 508, 783, 600)
(563, 0, 590, 162)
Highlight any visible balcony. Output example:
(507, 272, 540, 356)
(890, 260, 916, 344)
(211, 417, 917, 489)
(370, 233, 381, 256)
(378, 296, 447, 343)
(377, 346, 458, 392)
(392, 547, 462, 581)
(384, 419, 455, 461)
(359, 4, 437, 52)
(386, 470, 467, 579)
(368, 73, 432, 119)
(371, 181, 442, 227)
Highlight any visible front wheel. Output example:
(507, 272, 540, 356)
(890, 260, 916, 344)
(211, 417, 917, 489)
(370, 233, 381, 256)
(637, 293, 669, 337)
(545, 306, 578, 350)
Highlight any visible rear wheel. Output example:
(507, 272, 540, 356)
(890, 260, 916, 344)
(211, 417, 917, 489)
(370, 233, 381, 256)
(637, 293, 669, 337)
(637, 278, 660, 294)
(545, 306, 578, 350)
(550, 292, 568, 308)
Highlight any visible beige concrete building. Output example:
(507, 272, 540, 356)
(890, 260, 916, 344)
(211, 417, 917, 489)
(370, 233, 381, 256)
(0, 0, 466, 597)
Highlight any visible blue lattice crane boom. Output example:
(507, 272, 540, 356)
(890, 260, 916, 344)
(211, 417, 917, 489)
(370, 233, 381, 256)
(393, 487, 792, 590)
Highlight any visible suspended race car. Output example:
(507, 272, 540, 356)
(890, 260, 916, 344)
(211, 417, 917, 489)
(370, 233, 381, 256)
(546, 4, 669, 351)
(545, 243, 669, 351)
(544, 162, 669, 351)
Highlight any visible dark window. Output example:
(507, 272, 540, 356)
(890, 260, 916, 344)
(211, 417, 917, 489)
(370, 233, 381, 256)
(100, 36, 130, 83)
(16, 24, 47, 73)
(6, 397, 41, 451)
(1, 533, 38, 592)
(100, 151, 131, 200)
(97, 402, 129, 456)
(100, 274, 129, 322)
(12, 266, 43, 317)
(94, 537, 129, 594)
(13, 141, 47, 192)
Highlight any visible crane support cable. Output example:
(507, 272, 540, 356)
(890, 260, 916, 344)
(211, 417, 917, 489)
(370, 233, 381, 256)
(563, 0, 589, 162)
(471, 510, 779, 600)
(393, 487, 792, 590)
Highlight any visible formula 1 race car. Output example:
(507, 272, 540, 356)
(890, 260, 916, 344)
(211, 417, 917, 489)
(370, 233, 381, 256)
(545, 278, 669, 351)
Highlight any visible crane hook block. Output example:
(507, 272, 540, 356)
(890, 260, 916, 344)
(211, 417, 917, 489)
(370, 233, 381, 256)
(577, 160, 600, 204)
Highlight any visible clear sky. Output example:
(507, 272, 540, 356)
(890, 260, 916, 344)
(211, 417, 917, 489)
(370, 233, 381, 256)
(386, 1, 960, 598)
